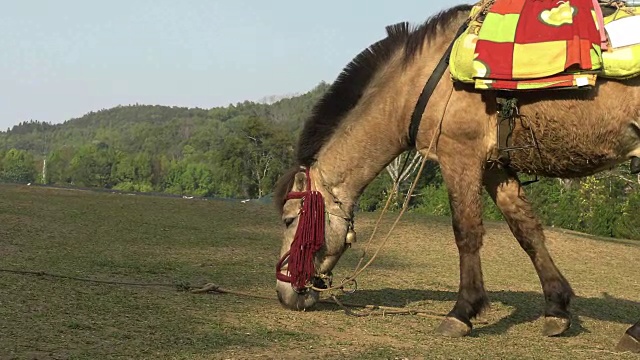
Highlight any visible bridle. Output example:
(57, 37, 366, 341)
(275, 166, 355, 292)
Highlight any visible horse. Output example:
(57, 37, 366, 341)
(273, 4, 640, 353)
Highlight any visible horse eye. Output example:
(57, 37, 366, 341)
(283, 217, 295, 228)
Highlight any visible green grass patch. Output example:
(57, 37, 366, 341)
(1, 184, 639, 359)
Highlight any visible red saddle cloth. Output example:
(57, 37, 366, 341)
(473, 0, 603, 81)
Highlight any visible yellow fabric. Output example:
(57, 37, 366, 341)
(511, 41, 568, 78)
(449, 3, 484, 83)
(601, 7, 640, 79)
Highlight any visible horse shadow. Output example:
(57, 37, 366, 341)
(318, 288, 640, 337)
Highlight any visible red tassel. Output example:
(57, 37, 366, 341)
(287, 190, 325, 291)
(277, 169, 326, 291)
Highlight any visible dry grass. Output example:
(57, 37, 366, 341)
(0, 184, 638, 359)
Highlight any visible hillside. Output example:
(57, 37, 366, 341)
(0, 81, 639, 240)
(1, 184, 638, 359)
(0, 82, 329, 199)
(0, 82, 329, 155)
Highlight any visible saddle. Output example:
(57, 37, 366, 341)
(449, 0, 640, 91)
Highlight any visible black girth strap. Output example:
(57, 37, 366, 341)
(408, 22, 469, 148)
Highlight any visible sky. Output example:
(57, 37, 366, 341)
(0, 0, 469, 129)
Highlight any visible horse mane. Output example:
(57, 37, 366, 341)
(274, 4, 472, 211)
(295, 4, 473, 167)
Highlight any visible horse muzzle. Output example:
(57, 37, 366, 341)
(275, 279, 320, 311)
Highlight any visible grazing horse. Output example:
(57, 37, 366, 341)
(273, 4, 640, 352)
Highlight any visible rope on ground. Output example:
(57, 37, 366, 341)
(1, 269, 481, 322)
(193, 282, 488, 324)
(190, 283, 275, 301)
(0, 268, 189, 290)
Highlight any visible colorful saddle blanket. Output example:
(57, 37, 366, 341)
(450, 0, 640, 90)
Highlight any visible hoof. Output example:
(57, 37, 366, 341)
(435, 317, 472, 338)
(542, 317, 571, 337)
(631, 157, 640, 175)
(616, 333, 640, 353)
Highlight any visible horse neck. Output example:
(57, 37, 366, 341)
(310, 24, 464, 212)
(312, 118, 406, 214)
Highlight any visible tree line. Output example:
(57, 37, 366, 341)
(1, 82, 638, 239)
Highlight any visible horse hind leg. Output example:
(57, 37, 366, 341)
(617, 321, 640, 353)
(434, 148, 489, 337)
(620, 126, 640, 352)
(483, 167, 573, 336)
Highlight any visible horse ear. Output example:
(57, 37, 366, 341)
(293, 172, 307, 192)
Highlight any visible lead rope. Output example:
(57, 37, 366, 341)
(312, 85, 455, 294)
(350, 150, 416, 272)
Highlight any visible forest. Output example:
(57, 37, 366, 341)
(1, 81, 638, 240)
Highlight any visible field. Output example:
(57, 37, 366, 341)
(1, 184, 639, 359)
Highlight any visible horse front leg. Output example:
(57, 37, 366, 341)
(617, 321, 640, 353)
(435, 151, 489, 337)
(483, 167, 573, 336)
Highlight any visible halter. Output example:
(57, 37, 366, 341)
(275, 167, 326, 292)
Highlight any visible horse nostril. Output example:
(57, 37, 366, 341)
(312, 277, 329, 290)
